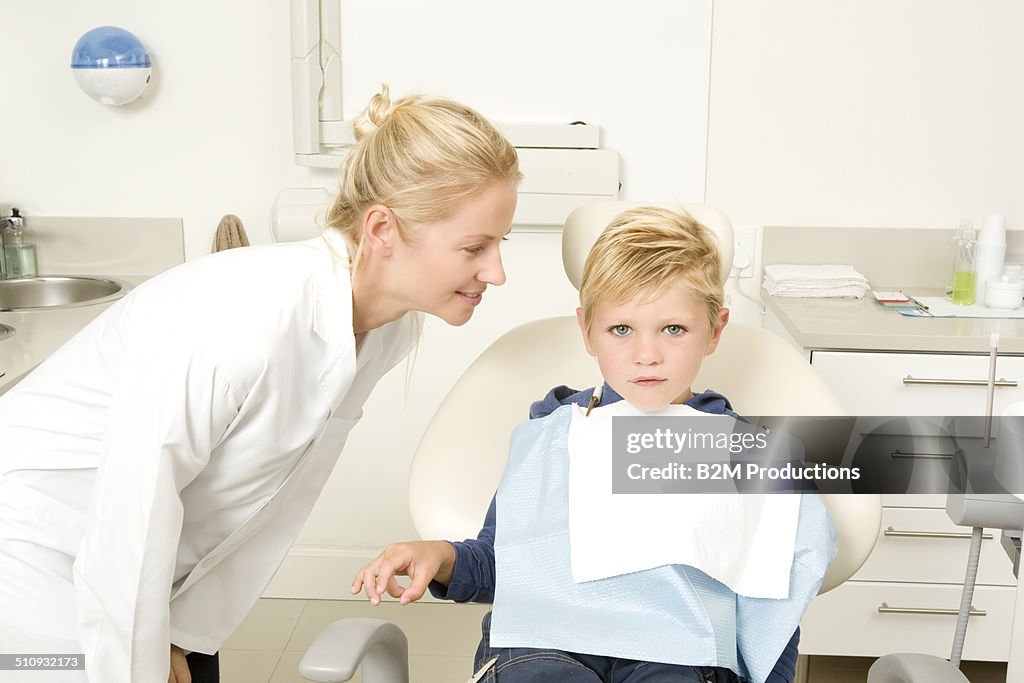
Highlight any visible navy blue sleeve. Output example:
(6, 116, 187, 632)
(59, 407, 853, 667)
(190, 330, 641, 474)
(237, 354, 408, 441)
(764, 627, 800, 683)
(428, 497, 496, 603)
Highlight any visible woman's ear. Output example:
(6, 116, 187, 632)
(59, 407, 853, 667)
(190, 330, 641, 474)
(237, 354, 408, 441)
(361, 204, 396, 256)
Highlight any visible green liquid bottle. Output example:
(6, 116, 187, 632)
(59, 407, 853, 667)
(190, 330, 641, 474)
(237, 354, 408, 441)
(951, 224, 976, 306)
(952, 270, 976, 305)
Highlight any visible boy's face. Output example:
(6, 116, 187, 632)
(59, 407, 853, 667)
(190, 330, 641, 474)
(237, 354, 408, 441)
(578, 283, 729, 411)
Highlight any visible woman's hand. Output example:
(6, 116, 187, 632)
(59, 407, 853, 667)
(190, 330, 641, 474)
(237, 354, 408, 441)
(351, 540, 457, 606)
(168, 644, 191, 683)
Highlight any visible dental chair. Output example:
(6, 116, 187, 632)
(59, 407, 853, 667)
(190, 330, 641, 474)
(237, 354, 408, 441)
(298, 201, 883, 683)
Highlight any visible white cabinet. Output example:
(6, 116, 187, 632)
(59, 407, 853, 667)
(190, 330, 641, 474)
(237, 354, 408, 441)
(810, 351, 1024, 418)
(803, 582, 1015, 661)
(798, 349, 1019, 661)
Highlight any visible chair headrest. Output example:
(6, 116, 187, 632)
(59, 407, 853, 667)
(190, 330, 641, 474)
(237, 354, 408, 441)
(561, 201, 735, 291)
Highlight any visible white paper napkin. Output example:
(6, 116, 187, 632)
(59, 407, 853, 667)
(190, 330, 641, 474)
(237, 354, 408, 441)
(567, 402, 801, 599)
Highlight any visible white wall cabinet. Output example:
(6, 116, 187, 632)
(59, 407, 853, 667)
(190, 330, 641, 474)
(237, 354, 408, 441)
(797, 348, 1019, 661)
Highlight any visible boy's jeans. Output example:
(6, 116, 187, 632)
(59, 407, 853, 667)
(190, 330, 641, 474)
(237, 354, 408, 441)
(474, 612, 742, 683)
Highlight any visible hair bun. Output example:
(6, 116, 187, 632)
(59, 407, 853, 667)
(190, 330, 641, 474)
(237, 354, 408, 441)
(353, 84, 393, 141)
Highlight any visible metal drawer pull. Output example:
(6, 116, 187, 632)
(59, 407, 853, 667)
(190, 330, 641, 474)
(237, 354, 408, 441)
(890, 449, 954, 460)
(884, 526, 993, 540)
(902, 375, 1017, 387)
(878, 602, 986, 617)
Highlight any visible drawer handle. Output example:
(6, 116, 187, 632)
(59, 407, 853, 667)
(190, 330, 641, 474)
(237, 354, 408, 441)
(878, 602, 986, 617)
(890, 449, 955, 460)
(902, 375, 1017, 388)
(884, 526, 993, 540)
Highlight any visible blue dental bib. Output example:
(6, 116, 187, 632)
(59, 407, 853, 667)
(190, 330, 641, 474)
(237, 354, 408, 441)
(491, 405, 837, 683)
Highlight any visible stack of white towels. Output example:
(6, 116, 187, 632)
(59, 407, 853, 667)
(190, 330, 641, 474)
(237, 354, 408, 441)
(763, 264, 871, 298)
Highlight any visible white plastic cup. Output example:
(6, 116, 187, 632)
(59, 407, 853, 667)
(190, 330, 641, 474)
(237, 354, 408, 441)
(975, 213, 1006, 304)
(980, 213, 1007, 241)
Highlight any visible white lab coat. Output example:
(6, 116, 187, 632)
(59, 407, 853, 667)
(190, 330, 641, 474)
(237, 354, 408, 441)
(0, 230, 419, 682)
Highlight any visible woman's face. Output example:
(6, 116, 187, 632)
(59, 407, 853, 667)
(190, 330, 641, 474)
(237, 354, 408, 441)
(392, 180, 518, 326)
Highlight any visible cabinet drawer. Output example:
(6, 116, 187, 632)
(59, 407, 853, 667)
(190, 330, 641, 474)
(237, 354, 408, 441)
(800, 581, 1014, 661)
(811, 351, 1024, 416)
(882, 493, 946, 508)
(848, 432, 959, 497)
(853, 507, 1016, 585)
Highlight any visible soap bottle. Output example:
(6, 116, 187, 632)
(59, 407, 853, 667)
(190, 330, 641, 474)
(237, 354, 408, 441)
(1, 208, 36, 279)
(949, 219, 972, 296)
(974, 213, 1006, 305)
(951, 222, 976, 305)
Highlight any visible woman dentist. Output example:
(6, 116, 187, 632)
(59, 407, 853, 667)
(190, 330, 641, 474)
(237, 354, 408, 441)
(0, 86, 520, 683)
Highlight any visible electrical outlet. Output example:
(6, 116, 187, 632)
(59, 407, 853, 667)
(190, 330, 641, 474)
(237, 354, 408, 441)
(731, 227, 757, 279)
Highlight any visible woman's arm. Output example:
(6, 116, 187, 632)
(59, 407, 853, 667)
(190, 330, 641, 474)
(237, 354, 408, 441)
(74, 349, 238, 683)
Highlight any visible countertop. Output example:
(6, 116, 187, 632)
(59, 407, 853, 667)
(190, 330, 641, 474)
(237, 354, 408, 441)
(0, 216, 183, 391)
(0, 275, 148, 390)
(765, 287, 1024, 355)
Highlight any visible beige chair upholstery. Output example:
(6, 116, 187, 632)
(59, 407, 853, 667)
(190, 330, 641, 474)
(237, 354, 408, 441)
(301, 201, 883, 682)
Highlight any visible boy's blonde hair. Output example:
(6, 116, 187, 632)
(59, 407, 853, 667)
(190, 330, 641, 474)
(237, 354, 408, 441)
(326, 85, 522, 269)
(579, 206, 724, 332)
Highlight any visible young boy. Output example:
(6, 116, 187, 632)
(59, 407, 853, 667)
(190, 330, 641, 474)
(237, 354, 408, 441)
(352, 207, 835, 683)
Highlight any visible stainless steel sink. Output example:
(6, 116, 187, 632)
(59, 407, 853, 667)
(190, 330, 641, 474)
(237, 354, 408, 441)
(0, 323, 13, 341)
(0, 276, 131, 311)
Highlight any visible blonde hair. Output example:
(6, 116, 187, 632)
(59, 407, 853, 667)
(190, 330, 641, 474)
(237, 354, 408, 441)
(326, 85, 522, 270)
(579, 206, 724, 332)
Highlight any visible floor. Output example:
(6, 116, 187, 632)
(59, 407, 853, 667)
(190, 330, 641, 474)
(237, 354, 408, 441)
(804, 655, 1006, 682)
(220, 598, 489, 683)
(221, 598, 1009, 683)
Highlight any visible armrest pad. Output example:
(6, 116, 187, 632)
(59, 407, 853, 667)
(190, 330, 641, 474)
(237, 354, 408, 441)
(867, 654, 970, 683)
(299, 618, 409, 683)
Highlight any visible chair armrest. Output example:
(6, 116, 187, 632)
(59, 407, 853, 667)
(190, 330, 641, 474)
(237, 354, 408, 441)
(299, 617, 409, 683)
(867, 653, 970, 683)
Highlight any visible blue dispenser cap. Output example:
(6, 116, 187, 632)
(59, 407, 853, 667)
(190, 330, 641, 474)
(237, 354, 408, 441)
(71, 26, 151, 69)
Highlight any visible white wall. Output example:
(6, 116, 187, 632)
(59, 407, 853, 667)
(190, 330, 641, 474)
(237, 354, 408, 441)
(710, 0, 1024, 324)
(4, 2, 1020, 317)
(0, 1, 714, 256)
(706, 0, 1024, 229)
(0, 1, 309, 258)
(329, 0, 712, 203)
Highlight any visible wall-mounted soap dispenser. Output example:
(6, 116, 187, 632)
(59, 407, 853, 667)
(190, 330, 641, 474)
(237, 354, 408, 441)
(0, 209, 37, 279)
(71, 26, 152, 106)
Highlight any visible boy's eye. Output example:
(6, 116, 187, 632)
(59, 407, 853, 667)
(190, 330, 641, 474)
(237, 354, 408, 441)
(610, 325, 632, 336)
(664, 325, 686, 335)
